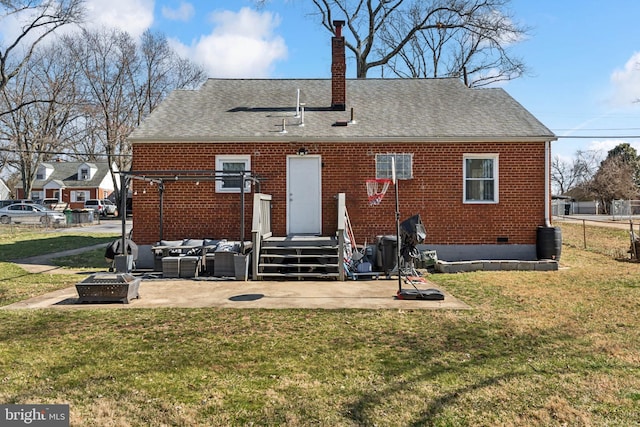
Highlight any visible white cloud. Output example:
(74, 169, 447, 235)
(162, 2, 194, 22)
(609, 52, 640, 107)
(587, 139, 640, 156)
(0, 0, 154, 49)
(84, 0, 154, 38)
(171, 7, 287, 78)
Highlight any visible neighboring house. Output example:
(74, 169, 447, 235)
(129, 21, 556, 265)
(0, 178, 9, 200)
(15, 161, 118, 210)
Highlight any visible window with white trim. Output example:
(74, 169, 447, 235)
(215, 155, 251, 193)
(463, 154, 498, 203)
(72, 191, 89, 202)
(80, 168, 90, 180)
(375, 153, 413, 180)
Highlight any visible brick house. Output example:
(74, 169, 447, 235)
(15, 161, 117, 209)
(129, 21, 556, 269)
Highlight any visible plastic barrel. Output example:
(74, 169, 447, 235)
(536, 226, 562, 261)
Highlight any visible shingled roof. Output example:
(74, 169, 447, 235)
(15, 161, 112, 189)
(129, 77, 555, 143)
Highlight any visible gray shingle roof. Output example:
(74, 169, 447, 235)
(129, 78, 555, 142)
(15, 161, 111, 189)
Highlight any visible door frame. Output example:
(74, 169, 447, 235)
(286, 155, 322, 235)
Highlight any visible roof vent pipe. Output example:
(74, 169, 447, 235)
(348, 107, 356, 124)
(295, 88, 301, 118)
(299, 104, 305, 127)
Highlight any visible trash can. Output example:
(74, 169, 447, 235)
(64, 209, 73, 224)
(376, 235, 397, 274)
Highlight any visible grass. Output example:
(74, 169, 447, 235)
(0, 228, 118, 304)
(0, 226, 118, 260)
(0, 225, 639, 426)
(52, 247, 110, 269)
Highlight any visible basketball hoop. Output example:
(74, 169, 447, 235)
(366, 178, 392, 206)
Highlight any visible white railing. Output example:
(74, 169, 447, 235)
(336, 193, 348, 281)
(252, 193, 272, 280)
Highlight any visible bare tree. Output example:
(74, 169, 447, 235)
(63, 27, 205, 208)
(587, 156, 639, 214)
(551, 150, 600, 195)
(62, 28, 140, 207)
(303, 0, 528, 82)
(0, 0, 84, 93)
(605, 142, 640, 186)
(133, 30, 205, 124)
(0, 42, 80, 198)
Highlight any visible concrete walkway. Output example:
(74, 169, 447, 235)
(5, 246, 470, 311)
(12, 243, 111, 274)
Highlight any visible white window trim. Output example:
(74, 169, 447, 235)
(71, 190, 89, 203)
(215, 155, 251, 193)
(463, 153, 499, 204)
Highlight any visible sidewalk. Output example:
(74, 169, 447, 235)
(13, 243, 111, 274)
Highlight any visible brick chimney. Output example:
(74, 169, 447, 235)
(331, 20, 346, 111)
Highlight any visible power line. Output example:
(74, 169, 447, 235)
(0, 147, 132, 157)
(553, 128, 640, 131)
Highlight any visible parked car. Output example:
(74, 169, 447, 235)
(0, 200, 33, 208)
(84, 199, 117, 217)
(0, 203, 66, 225)
(42, 198, 60, 208)
(102, 199, 118, 216)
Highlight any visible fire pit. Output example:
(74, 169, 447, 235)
(76, 273, 140, 304)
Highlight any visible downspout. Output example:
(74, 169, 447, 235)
(159, 181, 165, 241)
(544, 140, 551, 227)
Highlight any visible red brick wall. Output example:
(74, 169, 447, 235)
(131, 141, 548, 246)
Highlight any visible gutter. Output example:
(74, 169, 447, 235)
(129, 136, 559, 144)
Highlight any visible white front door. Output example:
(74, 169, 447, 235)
(287, 155, 322, 235)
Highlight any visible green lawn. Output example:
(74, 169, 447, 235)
(0, 224, 638, 426)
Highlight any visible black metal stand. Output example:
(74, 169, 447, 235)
(392, 160, 444, 301)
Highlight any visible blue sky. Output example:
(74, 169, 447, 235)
(5, 0, 640, 162)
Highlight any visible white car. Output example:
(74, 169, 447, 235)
(0, 203, 66, 225)
(84, 199, 118, 217)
